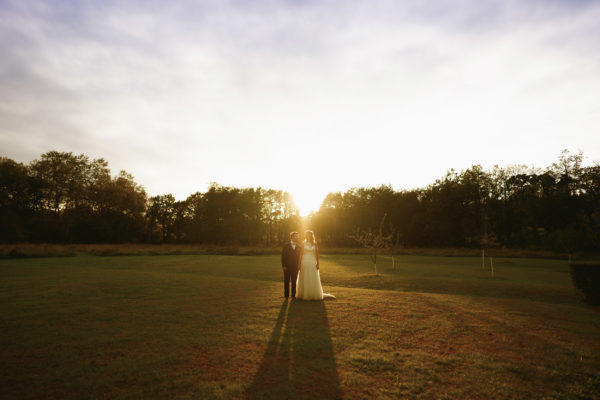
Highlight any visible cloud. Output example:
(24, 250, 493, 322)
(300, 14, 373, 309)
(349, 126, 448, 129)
(1, 0, 600, 209)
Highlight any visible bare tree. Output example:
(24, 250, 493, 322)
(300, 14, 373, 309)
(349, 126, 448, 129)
(348, 213, 394, 275)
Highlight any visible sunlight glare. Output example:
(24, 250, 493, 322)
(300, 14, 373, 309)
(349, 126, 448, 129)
(289, 187, 326, 216)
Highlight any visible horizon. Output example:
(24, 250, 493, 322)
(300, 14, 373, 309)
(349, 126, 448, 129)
(2, 0, 600, 215)
(3, 147, 596, 218)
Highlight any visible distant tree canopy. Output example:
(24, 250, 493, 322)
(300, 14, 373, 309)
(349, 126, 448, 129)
(1, 150, 599, 251)
(145, 185, 300, 245)
(0, 151, 301, 245)
(1, 151, 147, 243)
(312, 150, 600, 252)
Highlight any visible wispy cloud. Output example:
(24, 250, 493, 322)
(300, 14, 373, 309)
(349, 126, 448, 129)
(1, 0, 599, 211)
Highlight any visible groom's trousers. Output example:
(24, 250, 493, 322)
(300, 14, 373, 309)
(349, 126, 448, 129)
(283, 268, 298, 298)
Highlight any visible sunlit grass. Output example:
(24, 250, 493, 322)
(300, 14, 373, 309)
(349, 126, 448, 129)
(1, 254, 598, 399)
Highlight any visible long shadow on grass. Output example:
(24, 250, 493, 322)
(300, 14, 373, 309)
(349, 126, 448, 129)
(245, 300, 342, 399)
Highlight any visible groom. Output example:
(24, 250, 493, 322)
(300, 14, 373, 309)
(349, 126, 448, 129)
(281, 231, 301, 299)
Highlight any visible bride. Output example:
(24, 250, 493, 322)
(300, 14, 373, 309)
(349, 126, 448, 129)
(296, 230, 335, 300)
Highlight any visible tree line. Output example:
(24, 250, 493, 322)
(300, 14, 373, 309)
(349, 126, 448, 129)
(312, 150, 600, 253)
(1, 150, 599, 251)
(0, 151, 300, 245)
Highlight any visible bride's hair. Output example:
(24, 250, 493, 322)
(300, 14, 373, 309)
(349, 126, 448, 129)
(304, 230, 316, 245)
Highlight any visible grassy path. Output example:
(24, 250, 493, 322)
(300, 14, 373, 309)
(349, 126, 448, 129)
(1, 255, 599, 399)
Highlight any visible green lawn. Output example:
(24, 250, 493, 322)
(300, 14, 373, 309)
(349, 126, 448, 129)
(1, 254, 598, 399)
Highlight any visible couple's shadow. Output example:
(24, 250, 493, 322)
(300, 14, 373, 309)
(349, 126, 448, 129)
(245, 300, 342, 399)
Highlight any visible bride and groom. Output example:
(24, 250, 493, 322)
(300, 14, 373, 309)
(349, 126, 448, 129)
(281, 230, 335, 300)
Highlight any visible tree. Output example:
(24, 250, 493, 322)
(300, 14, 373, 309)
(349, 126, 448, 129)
(90, 170, 147, 242)
(348, 214, 394, 275)
(147, 194, 176, 242)
(171, 199, 192, 241)
(29, 151, 92, 212)
(551, 149, 583, 196)
(0, 157, 39, 241)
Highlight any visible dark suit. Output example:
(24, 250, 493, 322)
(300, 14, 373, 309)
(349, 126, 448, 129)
(281, 242, 301, 298)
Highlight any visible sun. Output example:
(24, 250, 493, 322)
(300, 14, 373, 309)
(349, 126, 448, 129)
(290, 188, 326, 216)
(284, 175, 339, 217)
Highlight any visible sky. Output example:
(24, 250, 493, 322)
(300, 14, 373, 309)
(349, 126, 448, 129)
(1, 0, 599, 215)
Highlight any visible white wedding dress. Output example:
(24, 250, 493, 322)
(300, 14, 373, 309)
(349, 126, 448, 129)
(296, 242, 335, 300)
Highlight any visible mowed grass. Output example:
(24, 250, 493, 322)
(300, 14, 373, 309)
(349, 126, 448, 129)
(1, 254, 599, 399)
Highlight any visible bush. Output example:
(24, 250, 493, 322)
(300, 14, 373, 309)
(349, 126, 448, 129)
(568, 262, 600, 305)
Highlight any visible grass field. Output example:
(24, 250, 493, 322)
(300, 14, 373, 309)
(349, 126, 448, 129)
(1, 253, 599, 399)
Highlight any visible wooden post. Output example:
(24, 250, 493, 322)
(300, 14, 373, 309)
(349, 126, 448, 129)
(490, 256, 494, 278)
(482, 249, 485, 269)
(373, 250, 378, 275)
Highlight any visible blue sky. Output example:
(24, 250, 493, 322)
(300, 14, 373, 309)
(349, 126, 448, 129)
(1, 0, 599, 213)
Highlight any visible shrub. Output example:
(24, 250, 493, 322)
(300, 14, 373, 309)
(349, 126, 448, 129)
(568, 262, 600, 305)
